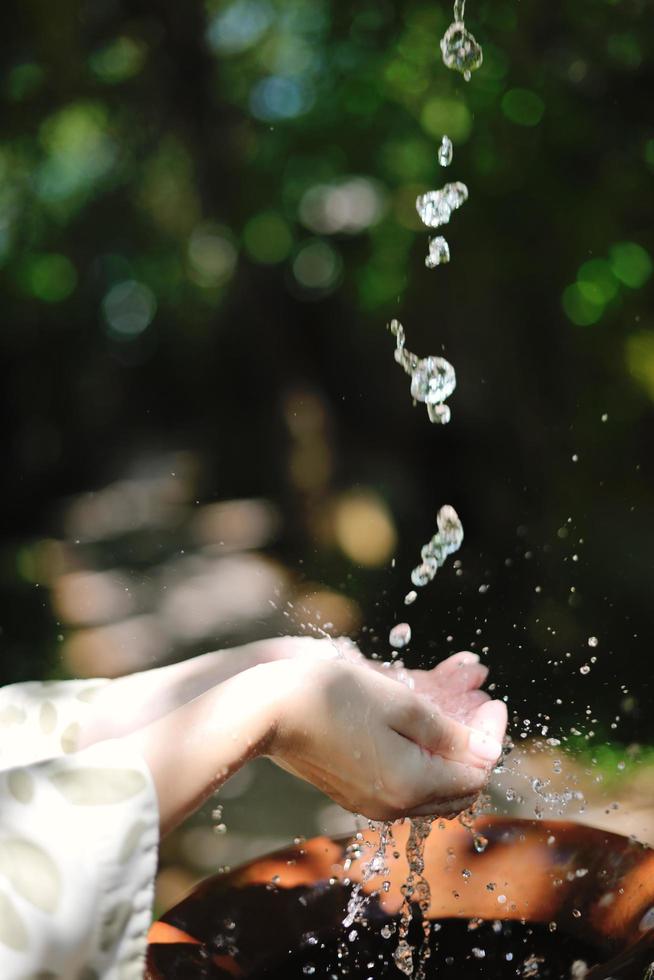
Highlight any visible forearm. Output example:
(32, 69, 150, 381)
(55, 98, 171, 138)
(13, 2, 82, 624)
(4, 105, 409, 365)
(77, 642, 275, 749)
(120, 661, 286, 835)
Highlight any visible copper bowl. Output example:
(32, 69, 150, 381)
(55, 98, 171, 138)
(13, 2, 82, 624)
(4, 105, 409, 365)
(146, 817, 654, 978)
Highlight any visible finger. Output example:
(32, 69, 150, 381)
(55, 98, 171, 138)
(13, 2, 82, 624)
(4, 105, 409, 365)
(469, 698, 508, 745)
(409, 746, 490, 799)
(431, 689, 490, 723)
(408, 793, 478, 818)
(393, 697, 504, 769)
(332, 637, 364, 663)
(432, 651, 480, 680)
(429, 662, 489, 694)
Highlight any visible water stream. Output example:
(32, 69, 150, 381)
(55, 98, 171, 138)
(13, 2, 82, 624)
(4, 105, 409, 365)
(380, 3, 484, 973)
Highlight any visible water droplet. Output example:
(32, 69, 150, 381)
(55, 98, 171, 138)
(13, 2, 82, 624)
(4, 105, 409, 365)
(425, 235, 450, 268)
(410, 356, 457, 405)
(588, 636, 598, 647)
(471, 948, 486, 959)
(440, 20, 483, 80)
(601, 413, 608, 422)
(572, 908, 582, 918)
(580, 664, 590, 675)
(416, 183, 468, 228)
(437, 504, 464, 551)
(213, 822, 227, 834)
(389, 622, 412, 649)
(438, 135, 453, 167)
(404, 590, 417, 605)
(303, 965, 316, 975)
(427, 402, 451, 424)
(411, 563, 434, 587)
(461, 868, 471, 879)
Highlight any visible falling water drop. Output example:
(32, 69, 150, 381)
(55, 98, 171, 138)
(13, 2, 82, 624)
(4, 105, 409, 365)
(440, 0, 483, 81)
(404, 590, 417, 605)
(411, 356, 457, 405)
(416, 182, 468, 229)
(588, 636, 598, 647)
(441, 22, 483, 80)
(389, 622, 412, 649)
(425, 236, 450, 268)
(409, 506, 464, 592)
(438, 135, 453, 167)
(389, 320, 456, 424)
(427, 402, 451, 424)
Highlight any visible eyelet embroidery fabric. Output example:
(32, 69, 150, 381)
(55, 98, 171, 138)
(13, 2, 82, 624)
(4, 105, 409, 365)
(0, 680, 159, 980)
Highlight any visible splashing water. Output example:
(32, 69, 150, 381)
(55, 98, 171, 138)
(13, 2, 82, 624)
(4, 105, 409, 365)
(343, 821, 394, 930)
(411, 504, 464, 590)
(416, 181, 468, 229)
(390, 319, 456, 425)
(425, 236, 450, 269)
(440, 0, 483, 81)
(438, 135, 453, 167)
(389, 622, 412, 649)
(393, 817, 435, 977)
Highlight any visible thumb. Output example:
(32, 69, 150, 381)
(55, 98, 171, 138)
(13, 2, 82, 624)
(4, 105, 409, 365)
(395, 698, 504, 769)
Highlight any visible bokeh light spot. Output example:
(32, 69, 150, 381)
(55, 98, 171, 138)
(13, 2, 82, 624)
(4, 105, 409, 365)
(501, 88, 545, 127)
(37, 102, 116, 205)
(625, 332, 654, 402)
(5, 62, 44, 102)
(577, 259, 618, 304)
(249, 75, 313, 121)
(102, 280, 156, 338)
(333, 489, 397, 567)
(609, 242, 652, 289)
(188, 223, 237, 286)
(206, 0, 273, 55)
(562, 283, 603, 326)
(22, 253, 77, 302)
(243, 211, 292, 264)
(420, 97, 472, 143)
(89, 37, 147, 84)
(292, 240, 342, 292)
(299, 178, 385, 235)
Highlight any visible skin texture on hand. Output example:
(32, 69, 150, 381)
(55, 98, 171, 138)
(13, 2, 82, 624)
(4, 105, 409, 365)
(80, 637, 507, 833)
(268, 656, 506, 822)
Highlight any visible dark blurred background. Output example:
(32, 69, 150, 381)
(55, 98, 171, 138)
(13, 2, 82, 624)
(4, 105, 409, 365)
(1, 0, 653, 907)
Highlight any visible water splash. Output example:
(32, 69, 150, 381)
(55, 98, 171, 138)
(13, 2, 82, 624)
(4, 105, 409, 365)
(390, 319, 456, 425)
(438, 135, 453, 167)
(342, 821, 394, 930)
(393, 817, 435, 977)
(440, 0, 483, 81)
(411, 504, 464, 589)
(389, 622, 412, 649)
(425, 236, 450, 269)
(416, 181, 468, 229)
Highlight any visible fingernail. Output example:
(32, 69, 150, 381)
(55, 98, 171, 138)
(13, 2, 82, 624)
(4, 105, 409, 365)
(459, 652, 479, 663)
(468, 730, 503, 763)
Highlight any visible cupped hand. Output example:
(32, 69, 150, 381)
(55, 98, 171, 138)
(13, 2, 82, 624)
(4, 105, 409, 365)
(262, 637, 501, 730)
(267, 657, 507, 822)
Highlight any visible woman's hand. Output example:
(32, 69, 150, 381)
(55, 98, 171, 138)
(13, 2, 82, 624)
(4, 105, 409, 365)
(268, 657, 506, 821)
